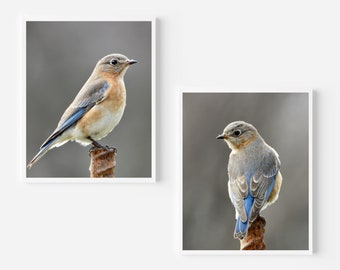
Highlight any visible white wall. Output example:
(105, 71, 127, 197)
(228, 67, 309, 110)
(1, 0, 339, 269)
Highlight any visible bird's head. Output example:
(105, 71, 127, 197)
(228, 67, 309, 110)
(216, 121, 260, 150)
(96, 53, 137, 78)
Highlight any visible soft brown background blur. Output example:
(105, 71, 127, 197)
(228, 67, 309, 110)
(26, 21, 152, 178)
(183, 92, 309, 250)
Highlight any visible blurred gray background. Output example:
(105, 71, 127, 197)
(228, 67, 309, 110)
(183, 92, 309, 250)
(26, 21, 152, 178)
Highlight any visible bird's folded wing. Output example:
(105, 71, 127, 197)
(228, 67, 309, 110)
(229, 174, 248, 222)
(40, 80, 110, 149)
(249, 150, 281, 222)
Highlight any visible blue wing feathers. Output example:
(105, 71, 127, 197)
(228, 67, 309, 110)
(40, 80, 110, 149)
(58, 108, 85, 132)
(234, 174, 277, 239)
(234, 193, 253, 238)
(41, 108, 85, 149)
(244, 193, 253, 217)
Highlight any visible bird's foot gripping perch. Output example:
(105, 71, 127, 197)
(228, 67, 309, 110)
(89, 144, 117, 154)
(88, 138, 117, 153)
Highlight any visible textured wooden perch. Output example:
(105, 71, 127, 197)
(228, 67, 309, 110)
(89, 146, 116, 178)
(240, 216, 266, 250)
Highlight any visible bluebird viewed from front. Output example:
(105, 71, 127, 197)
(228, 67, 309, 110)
(27, 53, 137, 169)
(217, 121, 282, 240)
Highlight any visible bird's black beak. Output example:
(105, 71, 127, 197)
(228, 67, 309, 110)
(216, 134, 225, 140)
(128, 59, 137, 65)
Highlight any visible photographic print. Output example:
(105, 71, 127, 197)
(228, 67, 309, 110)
(182, 90, 312, 253)
(23, 18, 155, 182)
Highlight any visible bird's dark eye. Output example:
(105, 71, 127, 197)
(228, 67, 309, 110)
(233, 130, 242, 137)
(110, 59, 118, 65)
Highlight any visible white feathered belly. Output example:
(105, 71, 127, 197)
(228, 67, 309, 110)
(71, 103, 125, 145)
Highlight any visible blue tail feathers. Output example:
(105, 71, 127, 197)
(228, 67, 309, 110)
(234, 217, 248, 239)
(234, 194, 253, 239)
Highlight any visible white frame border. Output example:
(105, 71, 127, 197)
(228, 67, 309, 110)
(179, 88, 313, 255)
(20, 15, 156, 183)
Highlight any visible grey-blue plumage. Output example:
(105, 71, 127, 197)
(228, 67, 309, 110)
(217, 121, 282, 239)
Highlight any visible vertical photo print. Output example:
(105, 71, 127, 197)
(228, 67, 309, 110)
(24, 19, 155, 182)
(182, 91, 312, 252)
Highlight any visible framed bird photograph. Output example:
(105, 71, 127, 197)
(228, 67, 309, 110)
(181, 90, 312, 253)
(22, 17, 156, 182)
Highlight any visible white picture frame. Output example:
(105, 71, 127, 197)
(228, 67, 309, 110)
(21, 16, 156, 183)
(181, 89, 313, 254)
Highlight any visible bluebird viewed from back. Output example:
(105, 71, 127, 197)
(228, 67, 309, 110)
(217, 121, 282, 239)
(27, 53, 137, 169)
